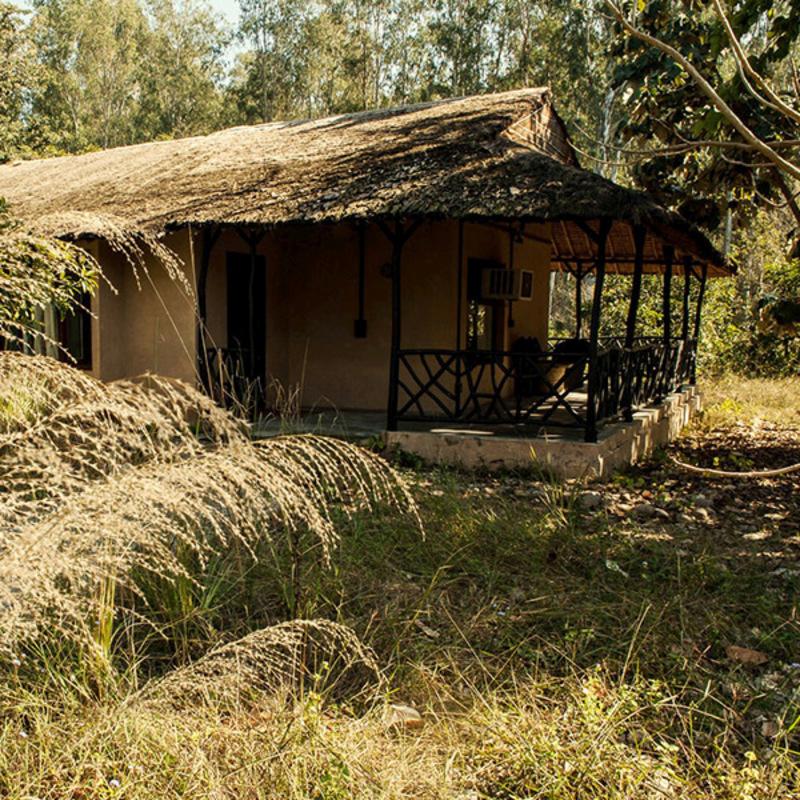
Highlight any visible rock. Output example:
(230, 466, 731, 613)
(384, 703, 424, 731)
(693, 493, 715, 510)
(579, 491, 604, 511)
(413, 619, 440, 639)
(646, 769, 676, 798)
(632, 502, 657, 520)
(695, 507, 716, 524)
(632, 503, 670, 522)
(726, 645, 769, 666)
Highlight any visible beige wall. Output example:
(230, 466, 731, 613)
(90, 230, 196, 383)
(89, 219, 552, 412)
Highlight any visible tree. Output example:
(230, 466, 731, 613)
(0, 3, 36, 161)
(27, 0, 226, 152)
(136, 0, 227, 138)
(605, 0, 800, 232)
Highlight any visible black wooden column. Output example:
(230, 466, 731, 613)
(575, 264, 584, 339)
(660, 245, 674, 397)
(681, 255, 693, 388)
(196, 224, 220, 390)
(383, 219, 421, 431)
(681, 256, 692, 343)
(662, 246, 674, 344)
(623, 224, 646, 420)
(454, 220, 464, 416)
(584, 218, 612, 443)
(691, 263, 708, 383)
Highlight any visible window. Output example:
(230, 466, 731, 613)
(57, 292, 92, 369)
(466, 258, 504, 352)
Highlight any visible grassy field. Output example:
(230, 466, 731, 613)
(701, 374, 800, 428)
(1, 370, 798, 799)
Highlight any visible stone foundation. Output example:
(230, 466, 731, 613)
(384, 386, 701, 480)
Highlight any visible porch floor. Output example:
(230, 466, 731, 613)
(252, 390, 593, 442)
(253, 386, 701, 479)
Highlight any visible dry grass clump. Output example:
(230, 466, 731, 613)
(0, 350, 105, 432)
(0, 354, 247, 525)
(145, 619, 382, 709)
(0, 434, 417, 654)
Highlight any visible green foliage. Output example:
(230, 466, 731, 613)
(609, 0, 800, 230)
(700, 207, 800, 376)
(3, 0, 228, 156)
(229, 0, 616, 144)
(0, 198, 99, 345)
(0, 3, 36, 161)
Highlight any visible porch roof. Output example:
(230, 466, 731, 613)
(0, 87, 729, 276)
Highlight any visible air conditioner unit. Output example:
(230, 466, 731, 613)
(480, 268, 534, 301)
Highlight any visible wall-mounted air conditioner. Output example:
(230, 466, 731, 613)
(480, 268, 534, 301)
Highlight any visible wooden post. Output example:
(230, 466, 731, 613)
(575, 264, 584, 339)
(681, 256, 692, 342)
(455, 220, 464, 352)
(660, 245, 674, 397)
(623, 224, 646, 421)
(455, 219, 464, 416)
(384, 219, 420, 431)
(662, 246, 674, 345)
(585, 218, 612, 443)
(624, 225, 646, 349)
(691, 263, 708, 383)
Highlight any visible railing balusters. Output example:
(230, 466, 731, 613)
(385, 337, 698, 436)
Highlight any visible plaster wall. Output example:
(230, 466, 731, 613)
(86, 219, 552, 413)
(90, 229, 196, 384)
(202, 219, 552, 412)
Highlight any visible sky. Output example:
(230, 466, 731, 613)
(207, 0, 240, 25)
(17, 0, 241, 26)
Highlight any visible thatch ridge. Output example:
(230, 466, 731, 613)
(0, 87, 726, 270)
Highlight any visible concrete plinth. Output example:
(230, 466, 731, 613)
(384, 386, 701, 479)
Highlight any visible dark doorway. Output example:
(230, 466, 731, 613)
(57, 291, 93, 369)
(226, 252, 266, 381)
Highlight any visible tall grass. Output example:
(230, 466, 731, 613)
(0, 354, 418, 665)
(1, 356, 797, 799)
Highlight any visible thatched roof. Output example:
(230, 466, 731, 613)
(0, 88, 729, 275)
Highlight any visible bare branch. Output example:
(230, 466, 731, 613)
(605, 0, 800, 181)
(712, 0, 800, 127)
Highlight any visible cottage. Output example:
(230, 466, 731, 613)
(0, 88, 732, 475)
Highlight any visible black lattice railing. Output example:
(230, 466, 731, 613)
(392, 338, 697, 440)
(395, 348, 590, 429)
